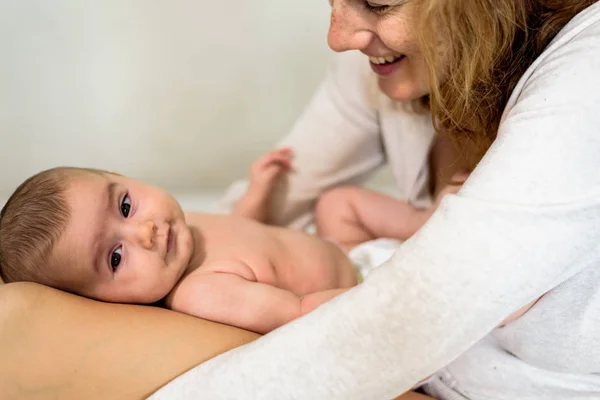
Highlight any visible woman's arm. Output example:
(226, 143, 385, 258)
(220, 51, 383, 229)
(0, 282, 258, 400)
(0, 282, 433, 400)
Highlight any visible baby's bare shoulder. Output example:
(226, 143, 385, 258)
(184, 211, 260, 229)
(166, 260, 257, 311)
(183, 211, 216, 224)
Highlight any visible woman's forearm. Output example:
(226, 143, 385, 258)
(0, 282, 258, 400)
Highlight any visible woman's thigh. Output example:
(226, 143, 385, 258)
(0, 282, 258, 400)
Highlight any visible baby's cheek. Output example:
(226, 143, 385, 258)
(134, 275, 166, 304)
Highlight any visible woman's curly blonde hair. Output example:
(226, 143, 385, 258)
(417, 0, 597, 167)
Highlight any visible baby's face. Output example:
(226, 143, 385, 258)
(51, 172, 194, 303)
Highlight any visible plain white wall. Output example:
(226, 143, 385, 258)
(0, 0, 341, 197)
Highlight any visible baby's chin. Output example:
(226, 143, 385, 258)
(178, 222, 197, 267)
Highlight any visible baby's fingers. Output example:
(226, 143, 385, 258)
(255, 148, 294, 171)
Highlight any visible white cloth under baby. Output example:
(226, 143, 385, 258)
(349, 238, 403, 281)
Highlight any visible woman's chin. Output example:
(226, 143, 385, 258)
(378, 78, 428, 103)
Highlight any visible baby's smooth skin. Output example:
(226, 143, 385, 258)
(50, 170, 356, 334)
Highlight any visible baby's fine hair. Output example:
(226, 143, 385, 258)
(0, 167, 101, 285)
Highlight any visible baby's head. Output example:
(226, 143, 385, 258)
(0, 167, 194, 303)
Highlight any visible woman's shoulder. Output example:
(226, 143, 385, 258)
(506, 2, 600, 112)
(534, 1, 600, 62)
(498, 1, 600, 141)
(463, 2, 600, 205)
(553, 1, 600, 41)
(541, 1, 600, 62)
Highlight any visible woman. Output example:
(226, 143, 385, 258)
(153, 0, 600, 398)
(2, 0, 600, 399)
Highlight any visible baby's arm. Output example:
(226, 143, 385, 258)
(168, 263, 347, 334)
(232, 148, 293, 223)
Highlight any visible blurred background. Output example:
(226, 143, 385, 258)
(0, 0, 392, 205)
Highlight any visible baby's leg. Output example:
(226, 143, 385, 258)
(315, 186, 428, 251)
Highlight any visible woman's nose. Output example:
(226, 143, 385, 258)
(124, 220, 156, 249)
(328, 1, 375, 52)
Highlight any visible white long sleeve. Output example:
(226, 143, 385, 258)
(152, 3, 600, 399)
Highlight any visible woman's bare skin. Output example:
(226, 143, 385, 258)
(0, 282, 258, 400)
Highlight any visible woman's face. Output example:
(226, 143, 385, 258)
(328, 0, 430, 101)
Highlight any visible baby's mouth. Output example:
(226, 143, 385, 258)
(166, 226, 173, 254)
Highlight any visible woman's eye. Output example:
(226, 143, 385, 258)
(120, 194, 131, 217)
(111, 246, 122, 271)
(364, 1, 389, 13)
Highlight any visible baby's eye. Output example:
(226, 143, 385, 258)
(111, 246, 122, 271)
(120, 194, 131, 217)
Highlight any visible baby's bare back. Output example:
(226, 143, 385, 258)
(184, 212, 357, 295)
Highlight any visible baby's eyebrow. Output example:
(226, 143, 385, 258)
(92, 181, 119, 274)
(106, 181, 118, 213)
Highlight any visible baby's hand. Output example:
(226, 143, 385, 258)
(249, 147, 294, 191)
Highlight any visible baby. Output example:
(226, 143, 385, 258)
(0, 148, 535, 334)
(0, 149, 362, 334)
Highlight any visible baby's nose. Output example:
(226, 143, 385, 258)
(127, 220, 156, 249)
